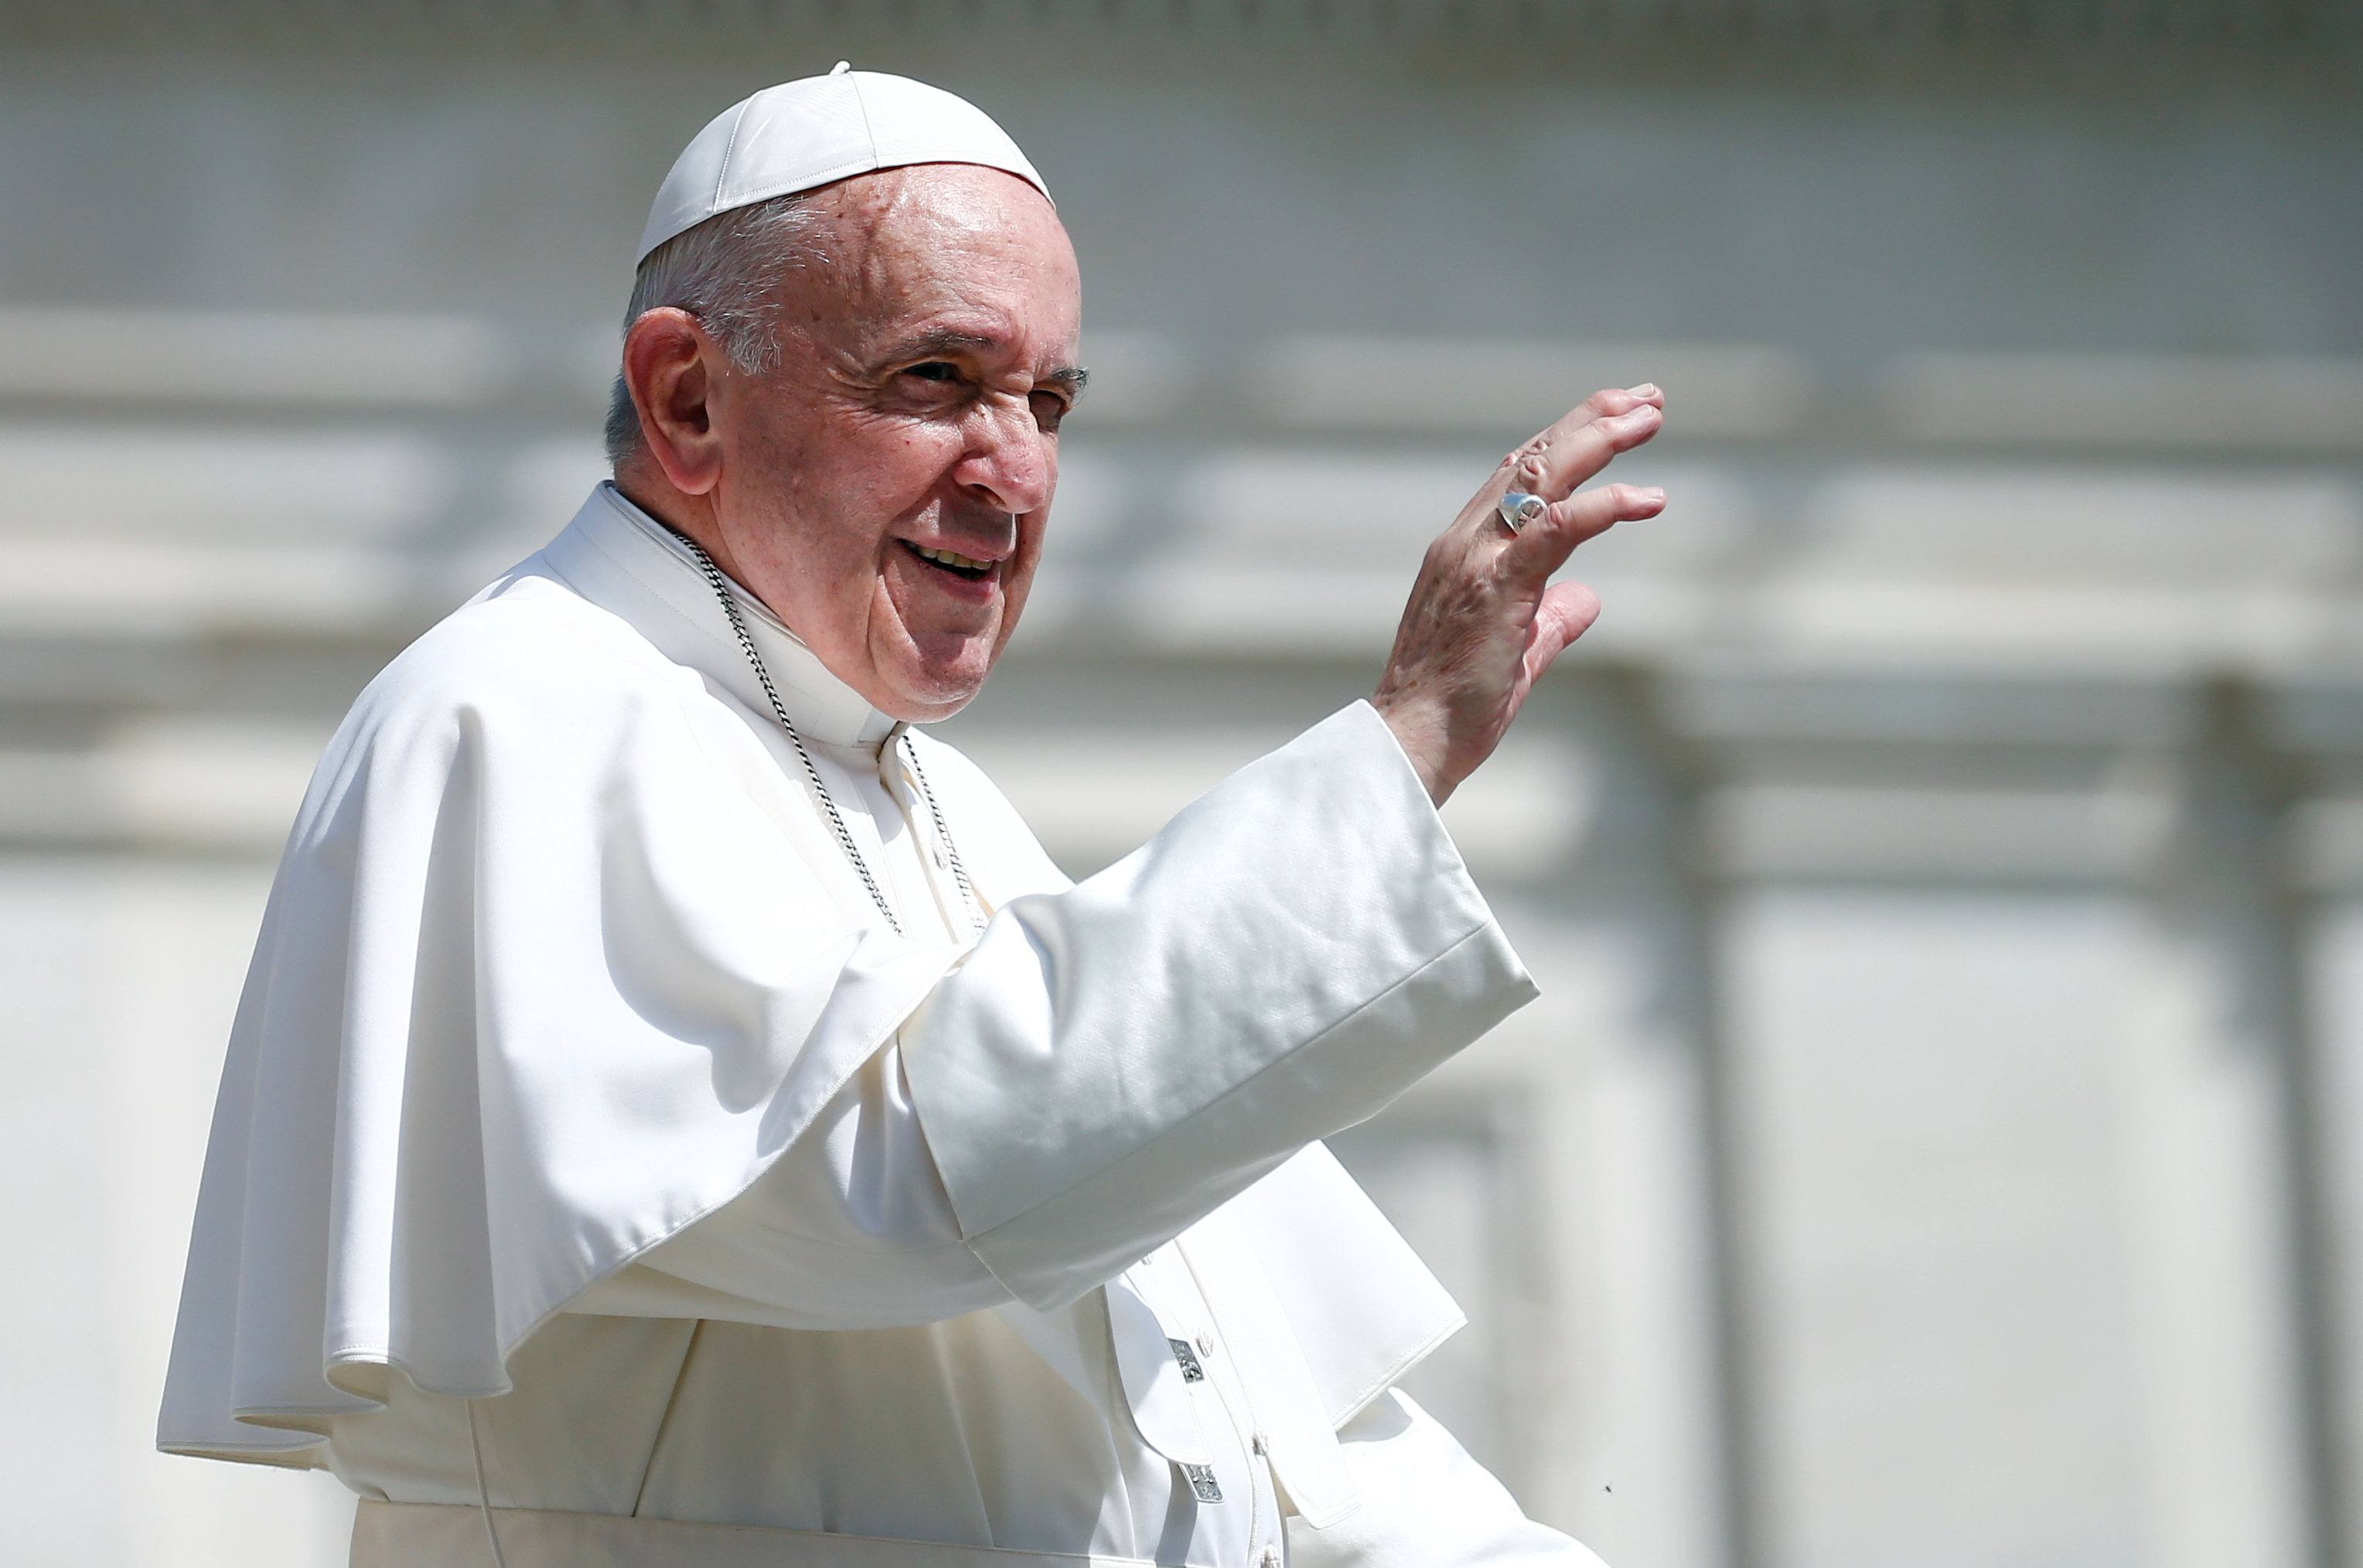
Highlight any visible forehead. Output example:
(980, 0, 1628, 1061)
(809, 165, 1079, 353)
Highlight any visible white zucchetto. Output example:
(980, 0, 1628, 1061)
(637, 63, 1051, 261)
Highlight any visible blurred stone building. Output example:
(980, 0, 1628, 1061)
(0, 4, 2357, 1566)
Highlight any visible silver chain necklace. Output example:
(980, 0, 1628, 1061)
(680, 539, 981, 938)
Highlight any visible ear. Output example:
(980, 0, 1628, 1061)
(622, 308, 728, 496)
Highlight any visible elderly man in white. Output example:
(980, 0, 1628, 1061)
(161, 66, 1667, 1568)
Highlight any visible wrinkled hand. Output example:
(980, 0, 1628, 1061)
(1372, 385, 1667, 804)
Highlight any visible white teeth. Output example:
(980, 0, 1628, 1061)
(914, 545, 990, 571)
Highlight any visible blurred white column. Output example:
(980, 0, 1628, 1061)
(2107, 915, 2313, 1568)
(0, 858, 353, 1568)
(1413, 916, 1728, 1568)
(1556, 951, 1728, 1568)
(2307, 898, 2363, 1556)
(1722, 888, 2150, 1568)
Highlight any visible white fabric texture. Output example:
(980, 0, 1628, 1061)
(159, 481, 1607, 1567)
(637, 67, 1052, 261)
(160, 483, 1532, 1455)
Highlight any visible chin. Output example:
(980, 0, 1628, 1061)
(880, 633, 999, 720)
(876, 663, 991, 721)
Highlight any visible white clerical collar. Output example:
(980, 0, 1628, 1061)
(544, 482, 902, 752)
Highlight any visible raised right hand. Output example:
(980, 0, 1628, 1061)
(1371, 385, 1667, 804)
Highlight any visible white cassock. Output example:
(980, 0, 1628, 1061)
(159, 482, 1610, 1568)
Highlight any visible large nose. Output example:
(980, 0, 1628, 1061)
(953, 398, 1054, 516)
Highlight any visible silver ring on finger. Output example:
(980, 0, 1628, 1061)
(1497, 491, 1547, 534)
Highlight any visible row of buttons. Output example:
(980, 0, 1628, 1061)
(1139, 1254, 1280, 1566)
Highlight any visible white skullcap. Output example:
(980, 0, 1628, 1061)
(636, 63, 1050, 262)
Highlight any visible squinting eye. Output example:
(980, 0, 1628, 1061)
(905, 362, 961, 383)
(1029, 391, 1068, 431)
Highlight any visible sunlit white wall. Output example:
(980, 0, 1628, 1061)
(0, 8, 2356, 1568)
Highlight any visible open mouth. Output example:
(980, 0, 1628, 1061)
(905, 542, 994, 582)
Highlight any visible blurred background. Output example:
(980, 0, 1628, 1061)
(0, 2, 2358, 1566)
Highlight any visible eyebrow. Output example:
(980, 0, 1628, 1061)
(892, 327, 1001, 360)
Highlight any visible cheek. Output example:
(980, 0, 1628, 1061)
(861, 420, 963, 485)
(1015, 509, 1052, 571)
(769, 413, 950, 516)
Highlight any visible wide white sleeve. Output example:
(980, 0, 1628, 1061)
(904, 701, 1536, 1311)
(577, 701, 1536, 1327)
(569, 1042, 1006, 1329)
(1288, 1391, 1613, 1568)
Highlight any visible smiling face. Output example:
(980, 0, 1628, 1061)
(619, 164, 1083, 721)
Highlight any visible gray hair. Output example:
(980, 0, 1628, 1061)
(604, 193, 833, 465)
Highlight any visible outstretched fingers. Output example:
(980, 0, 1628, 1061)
(1502, 480, 1669, 581)
(1501, 383, 1666, 505)
(1375, 383, 1672, 803)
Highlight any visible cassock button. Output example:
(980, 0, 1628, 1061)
(1169, 1338, 1206, 1383)
(1182, 1463, 1224, 1504)
(1259, 1547, 1280, 1567)
(1250, 1431, 1269, 1457)
(1196, 1333, 1215, 1357)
